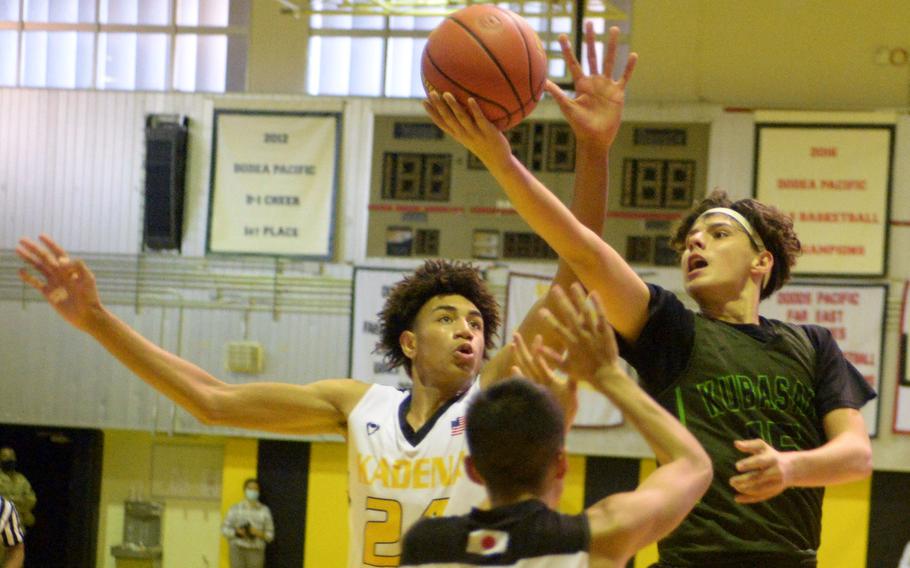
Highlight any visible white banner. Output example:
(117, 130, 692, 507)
(761, 283, 884, 436)
(504, 273, 623, 428)
(754, 123, 893, 276)
(894, 281, 910, 433)
(208, 111, 340, 258)
(349, 267, 412, 387)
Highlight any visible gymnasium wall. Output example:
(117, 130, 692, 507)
(1, 1, 910, 567)
(1, 90, 908, 461)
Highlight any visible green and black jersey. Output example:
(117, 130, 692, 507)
(617, 284, 876, 568)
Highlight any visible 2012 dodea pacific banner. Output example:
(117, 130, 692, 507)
(208, 110, 341, 258)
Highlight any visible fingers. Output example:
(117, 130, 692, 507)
(464, 98, 493, 130)
(542, 307, 580, 350)
(544, 80, 571, 109)
(38, 234, 68, 259)
(18, 268, 45, 292)
(441, 92, 474, 127)
(568, 283, 590, 322)
(512, 332, 544, 382)
(422, 98, 452, 134)
(548, 285, 580, 326)
(558, 33, 583, 84)
(619, 52, 638, 88)
(730, 472, 781, 503)
(18, 237, 57, 268)
(734, 439, 768, 455)
(735, 493, 772, 505)
(588, 291, 610, 337)
(537, 344, 566, 367)
(602, 25, 618, 78)
(584, 22, 598, 76)
(16, 240, 55, 281)
(735, 453, 773, 473)
(423, 91, 459, 135)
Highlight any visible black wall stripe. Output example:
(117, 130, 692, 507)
(867, 470, 910, 567)
(0, 424, 103, 568)
(258, 439, 310, 568)
(583, 456, 641, 508)
(583, 456, 642, 568)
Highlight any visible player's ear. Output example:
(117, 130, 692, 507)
(751, 250, 773, 282)
(555, 449, 568, 480)
(400, 330, 417, 359)
(465, 456, 485, 485)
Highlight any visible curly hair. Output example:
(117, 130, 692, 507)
(669, 190, 802, 300)
(377, 259, 501, 376)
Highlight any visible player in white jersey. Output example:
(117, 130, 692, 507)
(347, 376, 480, 566)
(401, 285, 712, 568)
(16, 26, 636, 568)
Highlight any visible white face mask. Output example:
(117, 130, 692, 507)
(245, 489, 259, 502)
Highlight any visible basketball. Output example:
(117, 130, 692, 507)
(421, 5, 548, 131)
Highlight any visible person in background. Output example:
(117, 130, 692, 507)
(0, 449, 35, 528)
(222, 478, 274, 568)
(0, 496, 24, 568)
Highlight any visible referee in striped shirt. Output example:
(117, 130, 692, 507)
(0, 496, 24, 568)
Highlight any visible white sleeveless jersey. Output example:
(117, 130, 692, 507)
(347, 380, 485, 568)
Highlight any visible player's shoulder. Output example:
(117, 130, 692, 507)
(401, 515, 469, 564)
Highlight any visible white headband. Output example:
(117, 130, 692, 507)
(697, 207, 766, 252)
(696, 207, 770, 291)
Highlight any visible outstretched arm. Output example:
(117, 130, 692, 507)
(17, 235, 368, 435)
(538, 285, 711, 564)
(426, 27, 650, 344)
(730, 407, 871, 504)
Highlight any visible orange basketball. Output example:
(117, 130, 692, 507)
(421, 5, 548, 131)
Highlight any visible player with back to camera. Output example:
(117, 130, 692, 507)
(424, 29, 875, 568)
(16, 24, 637, 568)
(400, 284, 712, 568)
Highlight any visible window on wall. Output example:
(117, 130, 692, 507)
(0, 0, 249, 92)
(304, 0, 633, 97)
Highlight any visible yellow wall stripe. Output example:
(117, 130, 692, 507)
(557, 454, 587, 515)
(220, 438, 258, 568)
(304, 442, 349, 568)
(818, 478, 871, 568)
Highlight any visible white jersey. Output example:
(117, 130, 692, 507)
(347, 380, 484, 568)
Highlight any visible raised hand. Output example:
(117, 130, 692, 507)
(539, 283, 626, 392)
(16, 234, 103, 332)
(422, 91, 513, 167)
(545, 23, 638, 151)
(510, 331, 578, 427)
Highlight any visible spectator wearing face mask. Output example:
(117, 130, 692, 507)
(0, 449, 34, 529)
(222, 478, 274, 568)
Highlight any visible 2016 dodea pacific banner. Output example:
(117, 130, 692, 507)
(208, 110, 341, 258)
(754, 118, 893, 277)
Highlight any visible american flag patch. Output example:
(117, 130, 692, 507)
(450, 416, 466, 436)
